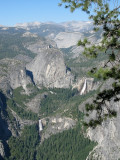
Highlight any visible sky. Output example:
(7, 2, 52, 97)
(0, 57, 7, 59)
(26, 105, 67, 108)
(0, 0, 90, 26)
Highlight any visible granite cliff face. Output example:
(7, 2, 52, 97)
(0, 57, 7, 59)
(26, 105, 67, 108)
(86, 99, 120, 160)
(82, 80, 120, 160)
(0, 92, 11, 159)
(10, 67, 31, 90)
(27, 48, 73, 88)
(0, 58, 32, 95)
(54, 32, 84, 48)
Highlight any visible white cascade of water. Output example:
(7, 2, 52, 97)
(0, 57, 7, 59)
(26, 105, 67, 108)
(39, 120, 43, 132)
(80, 79, 87, 95)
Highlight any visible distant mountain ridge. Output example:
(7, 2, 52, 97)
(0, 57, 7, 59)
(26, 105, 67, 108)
(15, 21, 93, 32)
(14, 21, 95, 48)
(0, 21, 97, 49)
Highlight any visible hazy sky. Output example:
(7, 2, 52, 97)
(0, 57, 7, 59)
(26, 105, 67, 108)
(0, 0, 90, 26)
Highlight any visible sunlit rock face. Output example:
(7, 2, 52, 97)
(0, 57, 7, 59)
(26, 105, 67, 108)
(27, 48, 73, 88)
(86, 99, 120, 160)
(40, 116, 76, 141)
(54, 32, 84, 48)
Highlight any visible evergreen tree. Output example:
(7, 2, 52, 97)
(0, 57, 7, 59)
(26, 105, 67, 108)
(59, 0, 120, 128)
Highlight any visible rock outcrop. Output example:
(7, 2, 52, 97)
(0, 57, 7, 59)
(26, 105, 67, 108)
(54, 32, 84, 48)
(83, 80, 120, 160)
(0, 58, 32, 95)
(86, 99, 120, 160)
(41, 116, 76, 141)
(9, 66, 32, 92)
(77, 79, 120, 160)
(0, 92, 11, 158)
(27, 48, 73, 88)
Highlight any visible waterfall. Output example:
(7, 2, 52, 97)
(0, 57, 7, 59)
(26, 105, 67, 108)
(80, 79, 87, 95)
(39, 120, 43, 132)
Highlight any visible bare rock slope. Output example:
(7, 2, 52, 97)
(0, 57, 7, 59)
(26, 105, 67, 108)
(0, 58, 32, 95)
(83, 80, 120, 160)
(86, 99, 120, 160)
(27, 48, 73, 88)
